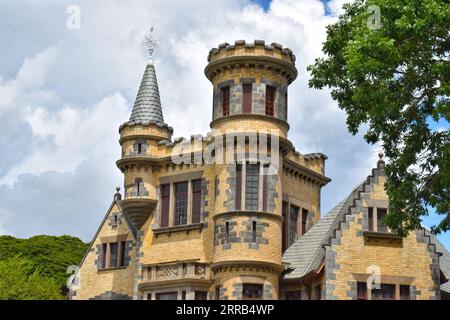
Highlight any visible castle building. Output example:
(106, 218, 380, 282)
(70, 40, 450, 300)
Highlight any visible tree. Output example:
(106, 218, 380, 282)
(0, 235, 88, 297)
(0, 256, 63, 300)
(308, 0, 449, 236)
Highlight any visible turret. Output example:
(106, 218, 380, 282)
(205, 40, 297, 139)
(116, 35, 172, 229)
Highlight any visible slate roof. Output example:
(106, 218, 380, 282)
(129, 61, 164, 124)
(282, 181, 363, 279)
(428, 230, 450, 293)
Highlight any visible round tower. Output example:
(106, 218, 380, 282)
(205, 40, 297, 139)
(116, 57, 173, 229)
(206, 40, 297, 300)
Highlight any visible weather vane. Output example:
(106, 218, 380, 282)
(143, 27, 157, 62)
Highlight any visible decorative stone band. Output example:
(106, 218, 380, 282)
(210, 260, 284, 274)
(205, 55, 298, 85)
(283, 158, 332, 187)
(209, 113, 290, 133)
(118, 119, 173, 134)
(212, 210, 284, 223)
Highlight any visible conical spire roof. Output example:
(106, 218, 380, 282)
(129, 60, 164, 124)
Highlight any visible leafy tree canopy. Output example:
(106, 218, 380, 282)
(0, 235, 88, 299)
(0, 256, 63, 300)
(308, 0, 449, 236)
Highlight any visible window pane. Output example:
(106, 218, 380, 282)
(110, 243, 118, 268)
(301, 209, 308, 235)
(160, 184, 170, 227)
(243, 84, 252, 113)
(377, 208, 388, 232)
(400, 285, 410, 300)
(285, 291, 301, 300)
(192, 179, 202, 223)
(175, 182, 188, 225)
(195, 291, 208, 300)
(221, 86, 230, 116)
(282, 201, 289, 251)
(101, 243, 107, 269)
(265, 85, 275, 116)
(156, 292, 178, 300)
(357, 282, 367, 300)
(289, 205, 299, 246)
(120, 241, 126, 267)
(372, 284, 395, 300)
(242, 284, 263, 300)
(245, 163, 259, 210)
(368, 207, 374, 231)
(235, 164, 242, 210)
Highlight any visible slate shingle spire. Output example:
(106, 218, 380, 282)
(129, 60, 164, 124)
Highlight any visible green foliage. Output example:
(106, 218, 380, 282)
(0, 235, 88, 299)
(0, 256, 64, 300)
(308, 0, 449, 236)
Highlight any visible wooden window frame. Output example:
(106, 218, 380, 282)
(245, 163, 259, 210)
(252, 221, 257, 243)
(301, 208, 308, 235)
(191, 179, 202, 223)
(195, 291, 208, 300)
(242, 283, 264, 300)
(174, 182, 188, 226)
(160, 184, 170, 227)
(282, 201, 289, 252)
(242, 83, 252, 114)
(221, 86, 230, 116)
(368, 207, 390, 233)
(235, 164, 243, 210)
(265, 85, 276, 116)
(289, 205, 299, 246)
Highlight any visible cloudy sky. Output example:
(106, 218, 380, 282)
(0, 0, 447, 248)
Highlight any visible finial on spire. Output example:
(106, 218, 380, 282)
(114, 186, 122, 201)
(143, 27, 157, 64)
(377, 149, 385, 168)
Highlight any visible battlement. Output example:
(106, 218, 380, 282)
(205, 40, 298, 84)
(207, 40, 296, 64)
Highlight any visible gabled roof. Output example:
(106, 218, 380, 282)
(76, 194, 137, 270)
(282, 182, 363, 279)
(129, 61, 164, 124)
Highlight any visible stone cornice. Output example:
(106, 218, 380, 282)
(210, 113, 290, 132)
(213, 210, 284, 223)
(283, 158, 331, 186)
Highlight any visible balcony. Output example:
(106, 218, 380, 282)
(121, 186, 157, 228)
(139, 261, 212, 291)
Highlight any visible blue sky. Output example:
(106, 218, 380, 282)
(0, 0, 447, 249)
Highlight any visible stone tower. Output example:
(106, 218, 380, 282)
(204, 40, 300, 299)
